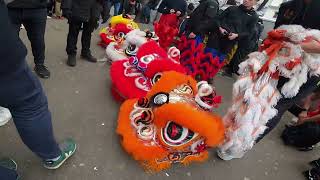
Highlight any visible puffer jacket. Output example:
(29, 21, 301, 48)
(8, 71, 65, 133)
(186, 0, 219, 35)
(61, 0, 102, 22)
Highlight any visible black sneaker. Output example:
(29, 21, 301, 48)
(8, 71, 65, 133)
(81, 54, 97, 63)
(67, 55, 76, 67)
(34, 64, 50, 79)
(310, 159, 320, 168)
(0, 158, 20, 179)
(221, 71, 233, 78)
(0, 158, 17, 171)
(304, 168, 320, 180)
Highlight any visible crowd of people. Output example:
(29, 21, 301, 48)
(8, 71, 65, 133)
(1, 0, 320, 179)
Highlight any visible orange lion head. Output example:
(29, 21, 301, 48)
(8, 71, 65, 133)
(117, 71, 225, 172)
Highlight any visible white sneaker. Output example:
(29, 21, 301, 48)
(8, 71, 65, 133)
(216, 149, 244, 161)
(0, 107, 11, 126)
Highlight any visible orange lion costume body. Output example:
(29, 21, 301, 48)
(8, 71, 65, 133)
(117, 71, 225, 172)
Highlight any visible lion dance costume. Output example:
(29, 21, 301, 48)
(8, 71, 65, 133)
(117, 71, 225, 172)
(99, 15, 139, 48)
(110, 40, 186, 101)
(106, 29, 159, 62)
(217, 25, 320, 160)
(154, 14, 179, 49)
(177, 35, 225, 81)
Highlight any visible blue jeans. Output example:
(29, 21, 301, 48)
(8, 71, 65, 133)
(0, 61, 61, 179)
(113, 2, 121, 15)
(7, 8, 47, 65)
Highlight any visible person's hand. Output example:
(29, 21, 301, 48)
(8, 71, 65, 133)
(300, 39, 320, 53)
(228, 33, 238, 40)
(296, 111, 309, 125)
(189, 32, 196, 39)
(170, 9, 175, 14)
(219, 27, 227, 34)
(176, 11, 181, 16)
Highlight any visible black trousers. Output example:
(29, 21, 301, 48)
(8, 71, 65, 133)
(101, 0, 112, 22)
(7, 8, 47, 65)
(66, 18, 96, 56)
(256, 75, 320, 142)
(224, 48, 247, 75)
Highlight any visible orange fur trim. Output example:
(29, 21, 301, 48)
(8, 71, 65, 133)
(146, 71, 198, 99)
(117, 99, 169, 161)
(154, 102, 225, 147)
(181, 151, 209, 166)
(142, 160, 172, 173)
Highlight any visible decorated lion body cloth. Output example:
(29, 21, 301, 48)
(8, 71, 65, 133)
(217, 25, 320, 160)
(117, 71, 225, 172)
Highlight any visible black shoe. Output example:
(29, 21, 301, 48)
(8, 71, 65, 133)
(81, 54, 97, 63)
(34, 64, 50, 79)
(298, 146, 314, 152)
(67, 55, 76, 67)
(310, 159, 320, 168)
(304, 168, 320, 180)
(221, 71, 233, 78)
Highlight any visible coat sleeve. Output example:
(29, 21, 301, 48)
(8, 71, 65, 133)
(216, 6, 231, 28)
(237, 14, 259, 40)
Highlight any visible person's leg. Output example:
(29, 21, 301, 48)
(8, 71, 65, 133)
(0, 62, 76, 169)
(22, 8, 50, 78)
(0, 63, 61, 159)
(47, 0, 53, 16)
(7, 8, 23, 35)
(118, 0, 125, 15)
(114, 2, 121, 15)
(101, 0, 111, 23)
(54, 1, 62, 17)
(80, 20, 97, 62)
(66, 19, 82, 66)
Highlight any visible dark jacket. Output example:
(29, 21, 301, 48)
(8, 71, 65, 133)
(147, 0, 159, 10)
(198, 5, 258, 52)
(217, 5, 258, 41)
(0, 0, 27, 76)
(7, 0, 47, 8)
(186, 0, 219, 35)
(61, 0, 102, 22)
(274, 0, 320, 30)
(158, 0, 187, 17)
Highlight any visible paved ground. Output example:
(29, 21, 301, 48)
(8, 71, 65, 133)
(0, 19, 319, 180)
